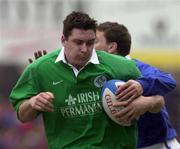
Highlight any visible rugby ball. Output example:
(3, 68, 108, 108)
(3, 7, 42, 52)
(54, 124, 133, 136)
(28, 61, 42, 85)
(101, 79, 131, 126)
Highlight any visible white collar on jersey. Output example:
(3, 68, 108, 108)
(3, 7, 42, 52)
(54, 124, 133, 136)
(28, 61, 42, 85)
(55, 47, 100, 77)
(125, 55, 132, 60)
(55, 47, 100, 65)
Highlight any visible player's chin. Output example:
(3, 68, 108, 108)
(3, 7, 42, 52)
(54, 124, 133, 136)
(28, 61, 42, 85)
(81, 55, 90, 61)
(77, 58, 89, 66)
(74, 61, 87, 69)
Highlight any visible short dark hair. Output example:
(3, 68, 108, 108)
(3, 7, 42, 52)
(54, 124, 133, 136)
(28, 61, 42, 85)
(63, 11, 97, 39)
(96, 21, 131, 56)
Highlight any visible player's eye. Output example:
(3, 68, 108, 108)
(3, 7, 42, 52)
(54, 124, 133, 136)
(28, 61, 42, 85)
(74, 40, 83, 45)
(86, 40, 95, 46)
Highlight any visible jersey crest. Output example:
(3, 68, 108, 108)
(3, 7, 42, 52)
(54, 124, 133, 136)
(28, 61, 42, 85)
(94, 75, 107, 88)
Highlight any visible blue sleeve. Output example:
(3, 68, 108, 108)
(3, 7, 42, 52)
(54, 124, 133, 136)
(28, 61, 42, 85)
(135, 59, 176, 96)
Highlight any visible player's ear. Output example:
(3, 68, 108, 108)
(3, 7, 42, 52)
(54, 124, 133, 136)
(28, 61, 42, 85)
(61, 35, 66, 46)
(108, 42, 118, 54)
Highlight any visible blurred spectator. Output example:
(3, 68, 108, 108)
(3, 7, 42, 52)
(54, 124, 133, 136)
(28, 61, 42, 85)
(0, 99, 47, 149)
(166, 71, 180, 142)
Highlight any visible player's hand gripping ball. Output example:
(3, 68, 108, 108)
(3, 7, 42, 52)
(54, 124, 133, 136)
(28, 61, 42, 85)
(101, 79, 132, 126)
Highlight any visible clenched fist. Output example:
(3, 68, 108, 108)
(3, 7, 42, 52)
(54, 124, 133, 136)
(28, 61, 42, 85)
(29, 92, 54, 112)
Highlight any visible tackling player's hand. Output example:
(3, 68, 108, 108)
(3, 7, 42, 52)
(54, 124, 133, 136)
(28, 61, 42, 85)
(28, 50, 47, 63)
(115, 80, 143, 102)
(112, 96, 155, 124)
(29, 92, 54, 112)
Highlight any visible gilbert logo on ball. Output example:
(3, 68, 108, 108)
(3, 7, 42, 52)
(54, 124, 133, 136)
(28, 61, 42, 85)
(101, 79, 131, 126)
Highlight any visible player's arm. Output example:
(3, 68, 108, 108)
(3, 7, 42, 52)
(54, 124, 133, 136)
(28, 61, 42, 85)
(18, 92, 54, 122)
(113, 95, 165, 124)
(28, 50, 47, 63)
(147, 95, 165, 113)
(116, 60, 176, 101)
(135, 59, 176, 96)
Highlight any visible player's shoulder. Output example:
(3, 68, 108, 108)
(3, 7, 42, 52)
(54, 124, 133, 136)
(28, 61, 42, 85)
(133, 58, 152, 69)
(96, 50, 122, 59)
(25, 49, 61, 70)
(96, 50, 136, 66)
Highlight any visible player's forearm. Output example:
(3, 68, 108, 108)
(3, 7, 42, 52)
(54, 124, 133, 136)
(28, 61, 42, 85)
(148, 95, 165, 113)
(136, 60, 176, 96)
(18, 100, 39, 123)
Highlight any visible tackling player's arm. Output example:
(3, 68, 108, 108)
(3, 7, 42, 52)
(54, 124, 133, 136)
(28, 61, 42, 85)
(147, 95, 165, 113)
(136, 59, 176, 96)
(113, 95, 165, 124)
(116, 60, 176, 101)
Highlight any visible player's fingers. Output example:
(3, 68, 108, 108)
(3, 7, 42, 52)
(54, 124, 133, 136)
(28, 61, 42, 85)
(127, 113, 137, 122)
(36, 100, 54, 112)
(115, 84, 128, 95)
(39, 97, 54, 108)
(36, 95, 54, 110)
(28, 58, 33, 64)
(117, 80, 132, 91)
(43, 50, 47, 55)
(125, 111, 140, 123)
(118, 114, 131, 124)
(116, 88, 135, 101)
(116, 86, 134, 100)
(126, 94, 138, 103)
(46, 92, 54, 99)
(37, 94, 53, 105)
(113, 106, 130, 118)
(34, 52, 38, 59)
(116, 108, 134, 122)
(115, 82, 133, 98)
(38, 50, 42, 58)
(38, 93, 54, 105)
(34, 104, 46, 112)
(39, 92, 54, 100)
(113, 101, 128, 107)
(121, 110, 134, 122)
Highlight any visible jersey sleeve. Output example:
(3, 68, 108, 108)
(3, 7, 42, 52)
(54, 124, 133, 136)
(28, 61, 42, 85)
(9, 64, 40, 112)
(112, 56, 141, 81)
(135, 59, 176, 96)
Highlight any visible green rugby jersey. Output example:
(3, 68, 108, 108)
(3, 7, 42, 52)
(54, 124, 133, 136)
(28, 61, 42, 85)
(10, 48, 141, 149)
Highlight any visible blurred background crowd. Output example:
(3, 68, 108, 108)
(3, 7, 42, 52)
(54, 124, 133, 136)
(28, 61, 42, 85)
(0, 0, 180, 148)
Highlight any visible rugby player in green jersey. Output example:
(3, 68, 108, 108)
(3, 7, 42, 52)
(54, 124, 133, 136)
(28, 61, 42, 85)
(10, 11, 142, 149)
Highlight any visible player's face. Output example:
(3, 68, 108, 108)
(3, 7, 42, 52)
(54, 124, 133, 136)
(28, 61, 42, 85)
(94, 30, 109, 52)
(62, 28, 96, 70)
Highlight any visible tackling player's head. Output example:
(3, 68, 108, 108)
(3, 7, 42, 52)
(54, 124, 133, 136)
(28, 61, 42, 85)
(95, 21, 131, 57)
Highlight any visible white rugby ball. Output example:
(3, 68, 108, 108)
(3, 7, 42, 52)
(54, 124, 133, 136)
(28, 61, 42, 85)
(101, 79, 131, 126)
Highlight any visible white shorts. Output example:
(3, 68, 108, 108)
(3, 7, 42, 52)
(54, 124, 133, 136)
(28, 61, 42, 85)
(138, 138, 180, 149)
